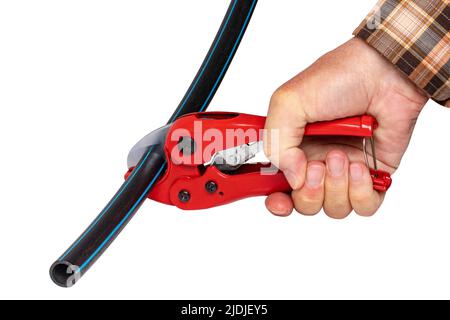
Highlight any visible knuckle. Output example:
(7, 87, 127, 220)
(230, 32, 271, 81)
(323, 201, 352, 219)
(325, 182, 349, 195)
(350, 193, 380, 217)
(270, 86, 299, 110)
(354, 207, 378, 217)
(292, 190, 322, 216)
(352, 201, 379, 217)
(350, 191, 370, 204)
(295, 205, 321, 216)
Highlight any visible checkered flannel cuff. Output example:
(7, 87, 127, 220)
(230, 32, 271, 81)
(354, 0, 449, 106)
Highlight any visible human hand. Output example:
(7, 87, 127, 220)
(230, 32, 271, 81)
(264, 38, 428, 218)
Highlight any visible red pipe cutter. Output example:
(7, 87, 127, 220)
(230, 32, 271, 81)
(126, 112, 392, 210)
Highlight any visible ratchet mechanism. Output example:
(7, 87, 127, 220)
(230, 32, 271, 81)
(126, 112, 392, 210)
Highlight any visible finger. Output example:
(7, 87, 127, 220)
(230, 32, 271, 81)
(349, 162, 384, 216)
(292, 161, 325, 216)
(323, 150, 352, 219)
(264, 86, 308, 189)
(265, 192, 294, 217)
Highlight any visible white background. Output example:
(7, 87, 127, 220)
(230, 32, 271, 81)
(0, 0, 449, 300)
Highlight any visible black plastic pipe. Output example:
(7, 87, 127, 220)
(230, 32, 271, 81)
(50, 0, 258, 287)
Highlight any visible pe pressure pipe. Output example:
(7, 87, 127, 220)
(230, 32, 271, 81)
(50, 0, 258, 287)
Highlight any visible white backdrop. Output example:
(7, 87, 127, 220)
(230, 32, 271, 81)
(0, 0, 449, 299)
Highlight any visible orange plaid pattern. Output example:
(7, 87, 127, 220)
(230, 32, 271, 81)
(354, 0, 449, 105)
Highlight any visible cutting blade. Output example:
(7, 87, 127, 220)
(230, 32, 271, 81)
(127, 124, 172, 168)
(209, 141, 266, 172)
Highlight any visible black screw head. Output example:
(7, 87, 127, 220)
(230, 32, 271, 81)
(205, 181, 218, 194)
(178, 190, 191, 203)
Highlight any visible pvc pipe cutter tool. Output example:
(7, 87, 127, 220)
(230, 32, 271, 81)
(126, 112, 392, 210)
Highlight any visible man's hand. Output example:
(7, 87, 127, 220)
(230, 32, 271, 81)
(264, 38, 428, 218)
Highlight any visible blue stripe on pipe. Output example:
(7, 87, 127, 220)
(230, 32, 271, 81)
(60, 1, 239, 261)
(78, 163, 167, 272)
(76, 0, 257, 270)
(59, 145, 156, 260)
(199, 0, 257, 112)
(168, 0, 239, 122)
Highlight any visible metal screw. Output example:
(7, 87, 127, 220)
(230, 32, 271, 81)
(178, 190, 191, 203)
(205, 181, 218, 194)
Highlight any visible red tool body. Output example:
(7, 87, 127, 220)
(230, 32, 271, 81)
(125, 112, 392, 210)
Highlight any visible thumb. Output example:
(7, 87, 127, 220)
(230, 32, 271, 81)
(264, 87, 308, 190)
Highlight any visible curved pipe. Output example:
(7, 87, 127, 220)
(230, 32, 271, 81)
(50, 0, 258, 287)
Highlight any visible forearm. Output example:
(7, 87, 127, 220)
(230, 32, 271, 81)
(354, 0, 449, 106)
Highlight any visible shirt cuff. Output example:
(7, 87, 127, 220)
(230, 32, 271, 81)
(353, 0, 449, 106)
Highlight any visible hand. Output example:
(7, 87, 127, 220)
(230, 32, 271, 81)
(264, 38, 428, 218)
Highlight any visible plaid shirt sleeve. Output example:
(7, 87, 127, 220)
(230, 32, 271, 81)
(353, 0, 449, 106)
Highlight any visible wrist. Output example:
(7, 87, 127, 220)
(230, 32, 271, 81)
(350, 37, 429, 110)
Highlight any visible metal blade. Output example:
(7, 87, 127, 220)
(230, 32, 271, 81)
(127, 124, 172, 168)
(209, 141, 264, 172)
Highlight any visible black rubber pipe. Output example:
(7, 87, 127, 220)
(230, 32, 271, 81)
(50, 0, 258, 287)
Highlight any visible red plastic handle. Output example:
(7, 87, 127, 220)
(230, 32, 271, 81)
(304, 115, 377, 137)
(303, 116, 391, 192)
(370, 169, 392, 192)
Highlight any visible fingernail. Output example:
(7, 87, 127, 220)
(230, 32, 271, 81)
(327, 154, 345, 177)
(284, 170, 300, 189)
(306, 165, 324, 188)
(350, 163, 363, 181)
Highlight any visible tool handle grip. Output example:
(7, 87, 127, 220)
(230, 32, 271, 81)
(304, 115, 377, 138)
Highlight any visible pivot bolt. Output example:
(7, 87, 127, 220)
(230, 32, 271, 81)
(178, 190, 191, 203)
(205, 181, 218, 194)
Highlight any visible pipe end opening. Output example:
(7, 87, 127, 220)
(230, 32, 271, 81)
(50, 261, 80, 288)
